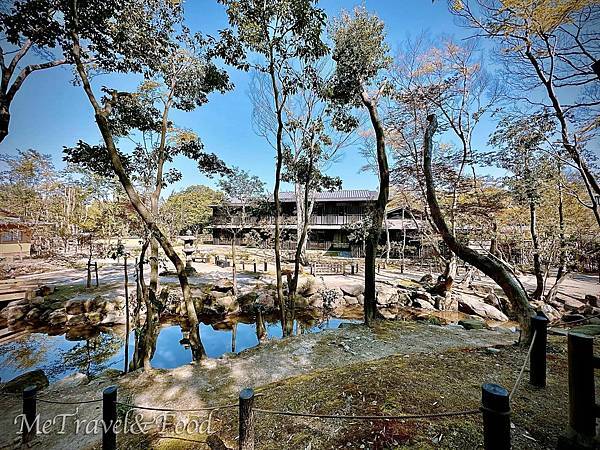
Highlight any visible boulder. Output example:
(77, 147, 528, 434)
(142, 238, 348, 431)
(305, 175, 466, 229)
(99, 313, 126, 325)
(3, 370, 49, 393)
(344, 295, 359, 306)
(67, 314, 87, 327)
(419, 274, 433, 283)
(209, 290, 229, 300)
(25, 308, 42, 322)
(396, 292, 412, 306)
(85, 312, 103, 325)
(563, 297, 586, 312)
(538, 303, 561, 322)
(48, 309, 68, 326)
(6, 305, 30, 321)
(376, 286, 398, 306)
(35, 285, 55, 297)
(65, 299, 87, 315)
(113, 296, 126, 310)
(213, 279, 234, 293)
(340, 283, 364, 297)
(216, 296, 238, 313)
(298, 276, 320, 297)
(483, 293, 502, 309)
(256, 293, 275, 310)
(458, 295, 508, 322)
(30, 296, 45, 306)
(307, 294, 323, 309)
(412, 298, 435, 310)
(412, 291, 434, 305)
(458, 318, 486, 330)
(585, 294, 599, 308)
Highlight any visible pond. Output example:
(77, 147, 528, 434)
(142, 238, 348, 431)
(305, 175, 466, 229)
(0, 316, 358, 383)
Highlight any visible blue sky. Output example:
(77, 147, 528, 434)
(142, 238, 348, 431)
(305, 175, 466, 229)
(1, 0, 498, 196)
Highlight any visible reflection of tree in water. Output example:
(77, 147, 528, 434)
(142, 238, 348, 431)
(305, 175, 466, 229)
(59, 334, 123, 379)
(0, 335, 51, 375)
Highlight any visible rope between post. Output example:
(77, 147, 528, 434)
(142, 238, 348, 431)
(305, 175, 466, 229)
(253, 408, 480, 420)
(509, 329, 537, 401)
(115, 401, 237, 412)
(37, 397, 103, 405)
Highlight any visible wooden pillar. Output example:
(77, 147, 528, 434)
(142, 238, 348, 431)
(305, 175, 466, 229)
(481, 383, 511, 450)
(530, 312, 548, 387)
(102, 386, 118, 450)
(239, 388, 255, 450)
(22, 385, 37, 445)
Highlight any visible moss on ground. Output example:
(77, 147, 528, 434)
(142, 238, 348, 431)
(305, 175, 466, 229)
(201, 335, 593, 449)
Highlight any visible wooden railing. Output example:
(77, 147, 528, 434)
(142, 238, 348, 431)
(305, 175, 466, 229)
(212, 214, 365, 227)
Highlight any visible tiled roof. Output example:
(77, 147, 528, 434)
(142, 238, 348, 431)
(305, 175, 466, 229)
(278, 190, 377, 202)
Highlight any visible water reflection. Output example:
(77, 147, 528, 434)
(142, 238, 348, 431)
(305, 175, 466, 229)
(0, 316, 358, 382)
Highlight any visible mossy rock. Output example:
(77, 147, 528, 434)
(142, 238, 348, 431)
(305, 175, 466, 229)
(3, 369, 49, 393)
(458, 318, 486, 330)
(570, 324, 600, 336)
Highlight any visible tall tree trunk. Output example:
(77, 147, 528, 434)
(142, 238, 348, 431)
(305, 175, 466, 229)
(231, 232, 238, 295)
(290, 154, 314, 297)
(423, 114, 533, 340)
(123, 255, 129, 374)
(361, 92, 389, 326)
(400, 207, 406, 274)
(69, 35, 203, 360)
(268, 63, 286, 334)
(529, 200, 544, 299)
(556, 179, 567, 281)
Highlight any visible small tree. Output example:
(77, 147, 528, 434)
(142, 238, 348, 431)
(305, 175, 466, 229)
(217, 167, 266, 295)
(329, 7, 391, 325)
(218, 0, 328, 334)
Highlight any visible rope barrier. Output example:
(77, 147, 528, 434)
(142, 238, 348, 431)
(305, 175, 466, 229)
(509, 329, 537, 401)
(550, 312, 600, 327)
(37, 397, 102, 405)
(115, 401, 237, 412)
(253, 407, 480, 420)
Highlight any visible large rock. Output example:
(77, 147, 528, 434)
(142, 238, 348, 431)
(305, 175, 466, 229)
(6, 305, 30, 321)
(412, 298, 435, 310)
(25, 308, 42, 322)
(483, 293, 502, 309)
(3, 370, 49, 393)
(458, 295, 508, 322)
(563, 297, 587, 313)
(65, 299, 88, 315)
(48, 309, 68, 326)
(307, 294, 323, 309)
(213, 279, 234, 293)
(210, 290, 229, 300)
(256, 293, 275, 310)
(396, 292, 412, 307)
(100, 313, 126, 326)
(585, 294, 599, 308)
(340, 283, 364, 297)
(412, 291, 434, 306)
(298, 276, 320, 297)
(376, 286, 398, 306)
(344, 295, 359, 306)
(215, 295, 238, 313)
(419, 274, 433, 283)
(85, 312, 103, 325)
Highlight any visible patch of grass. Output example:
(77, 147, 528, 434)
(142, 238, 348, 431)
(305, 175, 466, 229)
(206, 335, 581, 449)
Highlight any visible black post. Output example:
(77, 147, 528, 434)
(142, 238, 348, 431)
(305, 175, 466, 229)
(239, 388, 255, 450)
(102, 385, 118, 450)
(94, 262, 99, 287)
(481, 383, 511, 450)
(253, 262, 257, 273)
(351, 264, 355, 275)
(215, 256, 219, 265)
(22, 385, 37, 445)
(530, 311, 548, 387)
(263, 261, 267, 272)
(566, 332, 596, 446)
(242, 261, 245, 271)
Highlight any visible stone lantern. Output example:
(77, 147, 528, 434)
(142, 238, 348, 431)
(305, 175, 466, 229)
(181, 230, 196, 270)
